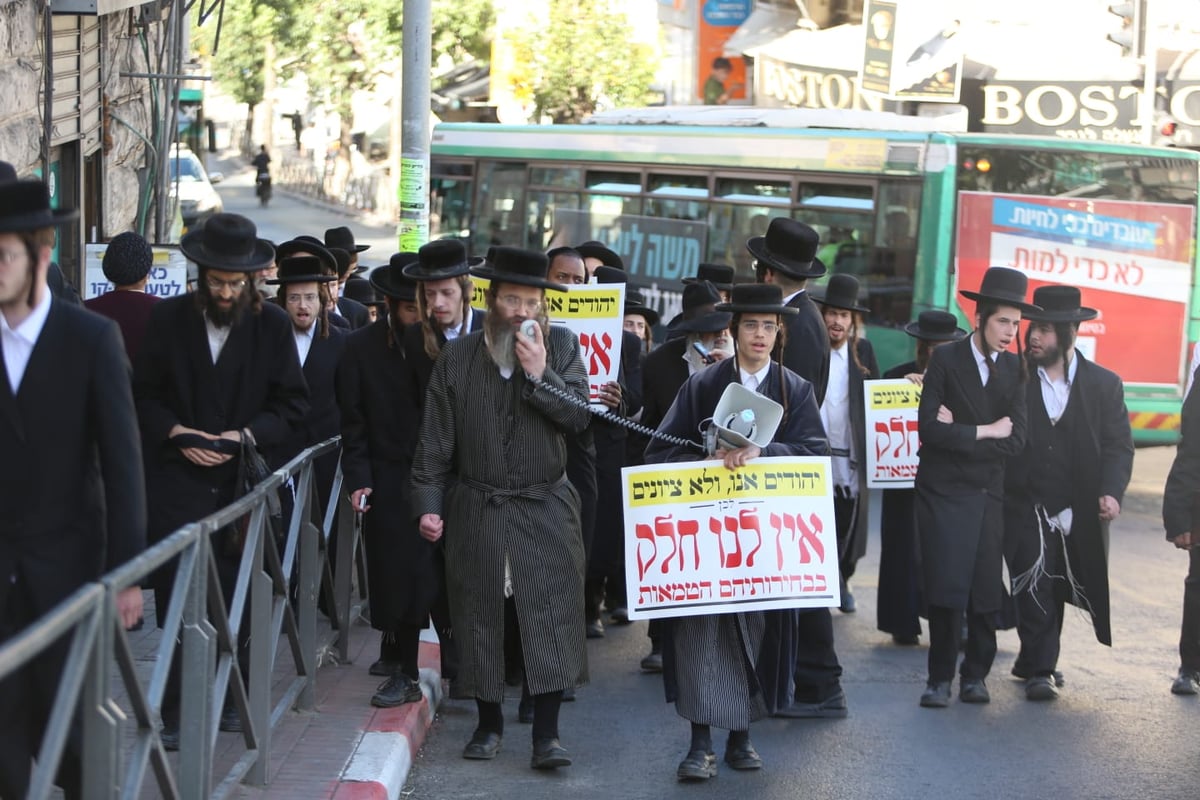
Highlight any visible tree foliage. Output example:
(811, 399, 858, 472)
(507, 0, 657, 124)
(195, 0, 305, 108)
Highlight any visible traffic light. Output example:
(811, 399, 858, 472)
(1107, 1, 1145, 59)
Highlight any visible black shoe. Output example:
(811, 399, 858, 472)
(920, 681, 951, 708)
(776, 686, 848, 718)
(891, 633, 920, 646)
(518, 695, 534, 724)
(531, 737, 572, 769)
(159, 724, 180, 751)
(676, 748, 717, 781)
(370, 673, 423, 708)
(1026, 675, 1059, 701)
(219, 706, 242, 733)
(723, 740, 763, 770)
(369, 658, 399, 677)
(462, 730, 502, 760)
(1012, 664, 1065, 688)
(1171, 668, 1200, 696)
(959, 678, 990, 704)
(609, 607, 631, 625)
(640, 649, 663, 673)
(586, 619, 605, 639)
(838, 587, 857, 614)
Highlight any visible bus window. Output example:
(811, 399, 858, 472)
(863, 181, 921, 329)
(530, 166, 583, 189)
(429, 161, 473, 241)
(528, 191, 581, 250)
(473, 161, 527, 253)
(712, 177, 790, 279)
(795, 183, 875, 280)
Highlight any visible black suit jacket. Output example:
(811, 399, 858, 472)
(268, 319, 346, 466)
(404, 308, 485, 407)
(640, 337, 691, 432)
(592, 329, 645, 449)
(1166, 378, 1200, 538)
(84, 289, 160, 363)
(133, 297, 310, 541)
(781, 290, 830, 405)
(336, 295, 371, 330)
(0, 300, 146, 620)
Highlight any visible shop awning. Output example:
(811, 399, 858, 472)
(722, 5, 801, 58)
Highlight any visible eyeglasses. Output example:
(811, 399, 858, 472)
(497, 294, 543, 314)
(206, 276, 248, 293)
(740, 320, 778, 334)
(0, 249, 27, 265)
(285, 293, 319, 304)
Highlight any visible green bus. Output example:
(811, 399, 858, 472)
(429, 107, 1200, 443)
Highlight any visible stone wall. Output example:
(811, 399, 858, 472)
(0, 0, 45, 174)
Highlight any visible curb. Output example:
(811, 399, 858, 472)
(334, 636, 443, 800)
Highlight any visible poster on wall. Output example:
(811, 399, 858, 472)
(697, 0, 751, 103)
(83, 244, 189, 300)
(955, 192, 1195, 387)
(860, 0, 963, 102)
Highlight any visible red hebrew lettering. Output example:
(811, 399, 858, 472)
(654, 515, 678, 575)
(739, 509, 762, 568)
(795, 513, 826, 564)
(635, 523, 657, 581)
(677, 518, 700, 571)
(723, 515, 742, 568)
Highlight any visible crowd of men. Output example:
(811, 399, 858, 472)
(3, 161, 1200, 795)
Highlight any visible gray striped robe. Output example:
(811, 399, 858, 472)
(411, 325, 591, 702)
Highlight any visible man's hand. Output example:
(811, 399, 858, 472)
(709, 348, 729, 363)
(1173, 532, 1193, 550)
(598, 381, 622, 410)
(116, 586, 143, 630)
(937, 404, 954, 423)
(905, 373, 925, 386)
(169, 424, 234, 467)
(350, 488, 372, 514)
(717, 444, 761, 470)
(515, 322, 547, 381)
(419, 513, 444, 543)
(976, 416, 1012, 440)
(1099, 495, 1121, 522)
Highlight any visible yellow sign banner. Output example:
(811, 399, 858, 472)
(624, 458, 829, 508)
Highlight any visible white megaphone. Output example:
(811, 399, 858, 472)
(708, 382, 784, 453)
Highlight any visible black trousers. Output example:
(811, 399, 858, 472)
(833, 492, 860, 583)
(927, 604, 997, 683)
(1181, 546, 1200, 671)
(1008, 512, 1066, 676)
(792, 608, 843, 703)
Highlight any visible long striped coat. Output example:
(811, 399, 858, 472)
(411, 325, 591, 702)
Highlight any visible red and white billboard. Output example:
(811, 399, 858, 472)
(955, 192, 1195, 387)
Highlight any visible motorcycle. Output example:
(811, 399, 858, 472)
(255, 170, 272, 207)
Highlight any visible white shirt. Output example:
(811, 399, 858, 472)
(443, 315, 468, 341)
(1037, 353, 1078, 425)
(205, 313, 232, 363)
(820, 344, 855, 491)
(739, 363, 770, 392)
(969, 333, 997, 387)
(0, 291, 52, 394)
(781, 289, 804, 306)
(293, 323, 316, 366)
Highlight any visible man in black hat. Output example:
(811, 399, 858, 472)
(915, 266, 1034, 708)
(402, 239, 485, 399)
(647, 283, 827, 782)
(876, 311, 968, 646)
(342, 278, 392, 326)
(84, 231, 160, 362)
(327, 246, 371, 330)
(338, 253, 440, 707)
(1164, 367, 1200, 696)
(412, 246, 590, 770)
(624, 288, 659, 353)
(266, 256, 346, 516)
(133, 212, 309, 745)
(547, 246, 588, 285)
(276, 237, 344, 325)
(1004, 286, 1132, 700)
(576, 240, 624, 272)
(815, 274, 879, 614)
(0, 179, 146, 799)
(683, 263, 735, 302)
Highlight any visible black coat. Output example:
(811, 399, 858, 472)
(0, 300, 146, 621)
(336, 295, 371, 330)
(404, 309, 485, 405)
(337, 317, 434, 629)
(914, 336, 1026, 611)
(781, 290, 830, 405)
(640, 337, 691, 432)
(1006, 354, 1132, 645)
(1164, 377, 1200, 539)
(133, 296, 310, 544)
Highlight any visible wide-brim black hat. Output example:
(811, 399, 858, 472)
(814, 273, 868, 313)
(371, 253, 420, 300)
(324, 225, 369, 253)
(0, 180, 79, 233)
(673, 310, 733, 333)
(275, 239, 338, 276)
(471, 246, 565, 292)
(683, 263, 735, 290)
(1023, 285, 1098, 323)
(267, 256, 337, 285)
(904, 310, 968, 342)
(624, 289, 661, 326)
(746, 218, 827, 279)
(404, 238, 482, 281)
(343, 277, 386, 307)
(592, 265, 627, 285)
(576, 240, 624, 270)
(959, 266, 1041, 314)
(715, 283, 799, 316)
(180, 212, 274, 272)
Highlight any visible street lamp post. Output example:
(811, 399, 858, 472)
(399, 0, 432, 250)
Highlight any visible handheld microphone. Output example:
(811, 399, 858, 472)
(520, 319, 539, 340)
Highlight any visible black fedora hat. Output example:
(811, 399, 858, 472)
(471, 246, 565, 292)
(1024, 285, 1098, 323)
(576, 240, 624, 270)
(371, 253, 420, 301)
(327, 247, 356, 281)
(716, 283, 799, 316)
(324, 225, 369, 253)
(0, 160, 17, 182)
(180, 212, 274, 272)
(404, 239, 482, 281)
(959, 266, 1041, 314)
(625, 289, 661, 327)
(267, 256, 336, 285)
(904, 310, 968, 342)
(683, 263, 735, 290)
(275, 238, 338, 276)
(672, 280, 733, 333)
(592, 265, 627, 285)
(0, 180, 79, 233)
(746, 218, 827, 279)
(343, 277, 386, 308)
(814, 273, 868, 313)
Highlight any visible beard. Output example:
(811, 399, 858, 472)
(202, 286, 252, 328)
(484, 309, 518, 373)
(1028, 343, 1062, 368)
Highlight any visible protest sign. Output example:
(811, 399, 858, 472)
(865, 378, 921, 488)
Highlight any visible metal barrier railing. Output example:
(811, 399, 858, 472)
(0, 436, 369, 800)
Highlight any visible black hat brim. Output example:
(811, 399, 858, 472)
(714, 301, 799, 316)
(402, 256, 484, 281)
(673, 311, 733, 333)
(624, 304, 660, 326)
(746, 236, 827, 279)
(0, 207, 78, 234)
(813, 294, 869, 314)
(273, 240, 338, 276)
(1022, 307, 1099, 323)
(469, 265, 567, 292)
(958, 290, 1041, 315)
(903, 320, 968, 341)
(576, 243, 623, 268)
(180, 232, 276, 273)
(267, 273, 336, 285)
(370, 271, 418, 301)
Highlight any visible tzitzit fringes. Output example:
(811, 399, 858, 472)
(1011, 505, 1051, 613)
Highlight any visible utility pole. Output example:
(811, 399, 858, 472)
(399, 0, 432, 251)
